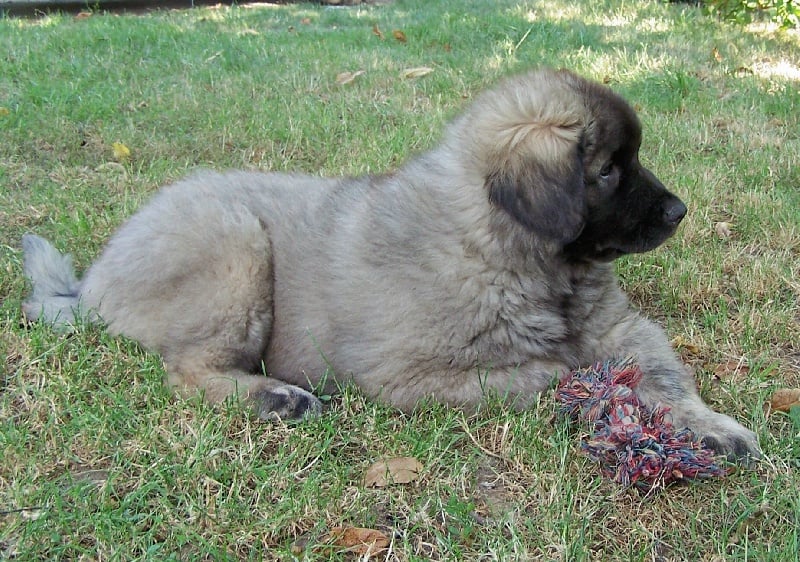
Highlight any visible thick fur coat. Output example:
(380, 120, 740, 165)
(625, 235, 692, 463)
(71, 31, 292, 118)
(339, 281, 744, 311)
(22, 69, 759, 460)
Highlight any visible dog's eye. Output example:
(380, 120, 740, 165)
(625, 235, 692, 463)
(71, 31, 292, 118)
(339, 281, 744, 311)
(599, 163, 614, 179)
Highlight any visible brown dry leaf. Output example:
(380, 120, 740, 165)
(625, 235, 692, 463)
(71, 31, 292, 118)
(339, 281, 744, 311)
(327, 527, 390, 555)
(401, 67, 434, 79)
(300, 17, 312, 25)
(714, 221, 733, 239)
(712, 47, 723, 62)
(392, 29, 407, 43)
(766, 388, 800, 414)
(364, 456, 423, 487)
(335, 70, 365, 85)
(712, 360, 750, 381)
(372, 24, 384, 39)
(671, 335, 701, 356)
(71, 469, 110, 487)
(74, 11, 92, 20)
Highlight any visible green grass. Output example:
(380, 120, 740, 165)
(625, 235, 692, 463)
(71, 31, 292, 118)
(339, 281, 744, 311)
(1, 1, 799, 559)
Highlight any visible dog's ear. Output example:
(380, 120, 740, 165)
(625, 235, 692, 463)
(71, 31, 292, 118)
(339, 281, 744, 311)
(486, 129, 586, 244)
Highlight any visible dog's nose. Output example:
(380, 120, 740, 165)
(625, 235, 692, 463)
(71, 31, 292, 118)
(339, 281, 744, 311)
(663, 199, 687, 226)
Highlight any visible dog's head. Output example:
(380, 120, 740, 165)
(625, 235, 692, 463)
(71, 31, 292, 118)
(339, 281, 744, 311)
(465, 69, 686, 263)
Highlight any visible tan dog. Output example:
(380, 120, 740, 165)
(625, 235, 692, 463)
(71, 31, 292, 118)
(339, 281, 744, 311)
(22, 69, 759, 460)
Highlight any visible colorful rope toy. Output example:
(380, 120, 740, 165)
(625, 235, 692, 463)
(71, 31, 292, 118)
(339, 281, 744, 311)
(556, 359, 727, 493)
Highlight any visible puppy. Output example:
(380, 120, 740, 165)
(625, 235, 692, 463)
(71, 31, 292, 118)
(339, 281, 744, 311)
(22, 68, 760, 460)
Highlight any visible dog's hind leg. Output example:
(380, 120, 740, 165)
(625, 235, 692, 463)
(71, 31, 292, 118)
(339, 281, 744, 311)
(165, 352, 321, 420)
(76, 175, 322, 420)
(152, 286, 322, 420)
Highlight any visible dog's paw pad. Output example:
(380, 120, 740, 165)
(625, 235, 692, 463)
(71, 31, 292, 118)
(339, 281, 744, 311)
(251, 385, 322, 421)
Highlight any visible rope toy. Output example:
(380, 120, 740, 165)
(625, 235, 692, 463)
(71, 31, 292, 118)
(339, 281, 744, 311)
(555, 359, 727, 493)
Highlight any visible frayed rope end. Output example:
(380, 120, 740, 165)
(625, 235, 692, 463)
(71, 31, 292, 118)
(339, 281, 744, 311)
(556, 359, 727, 493)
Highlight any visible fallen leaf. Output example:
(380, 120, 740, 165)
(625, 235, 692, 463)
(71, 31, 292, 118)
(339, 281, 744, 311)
(392, 29, 407, 42)
(372, 24, 384, 39)
(364, 456, 422, 487)
(401, 66, 434, 79)
(712, 359, 750, 381)
(335, 70, 365, 85)
(327, 527, 389, 555)
(71, 469, 110, 487)
(671, 335, 701, 356)
(712, 47, 723, 62)
(714, 221, 733, 239)
(74, 11, 92, 20)
(767, 388, 800, 414)
(300, 17, 311, 25)
(0, 107, 10, 116)
(111, 142, 131, 163)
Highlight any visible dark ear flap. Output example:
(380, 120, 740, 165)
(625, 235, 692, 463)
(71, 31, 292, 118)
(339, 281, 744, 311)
(486, 144, 586, 244)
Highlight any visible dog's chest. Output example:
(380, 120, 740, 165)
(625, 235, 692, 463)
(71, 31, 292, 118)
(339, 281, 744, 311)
(455, 270, 609, 363)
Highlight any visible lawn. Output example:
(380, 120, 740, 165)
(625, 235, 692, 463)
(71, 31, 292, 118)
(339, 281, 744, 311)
(1, 0, 799, 559)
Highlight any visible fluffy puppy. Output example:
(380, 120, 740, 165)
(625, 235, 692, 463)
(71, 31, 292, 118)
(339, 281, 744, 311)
(22, 68, 760, 460)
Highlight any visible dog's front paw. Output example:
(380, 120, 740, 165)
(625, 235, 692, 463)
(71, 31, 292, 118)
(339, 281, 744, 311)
(688, 412, 761, 464)
(250, 385, 323, 421)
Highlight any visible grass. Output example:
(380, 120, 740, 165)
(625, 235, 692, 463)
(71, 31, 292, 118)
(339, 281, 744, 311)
(1, 0, 799, 559)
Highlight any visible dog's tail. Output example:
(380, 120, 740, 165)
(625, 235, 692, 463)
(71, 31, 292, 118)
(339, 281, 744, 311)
(21, 234, 83, 327)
